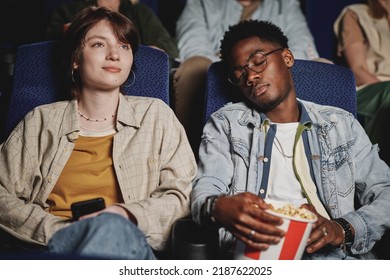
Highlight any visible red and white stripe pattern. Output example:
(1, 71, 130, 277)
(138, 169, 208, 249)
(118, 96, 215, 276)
(234, 218, 313, 260)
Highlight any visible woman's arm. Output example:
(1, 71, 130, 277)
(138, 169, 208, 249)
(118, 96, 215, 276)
(337, 9, 380, 86)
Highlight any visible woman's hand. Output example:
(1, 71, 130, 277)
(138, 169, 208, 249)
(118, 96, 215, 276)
(213, 192, 285, 251)
(302, 204, 345, 253)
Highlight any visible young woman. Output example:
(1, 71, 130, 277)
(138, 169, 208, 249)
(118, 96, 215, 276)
(0, 6, 196, 259)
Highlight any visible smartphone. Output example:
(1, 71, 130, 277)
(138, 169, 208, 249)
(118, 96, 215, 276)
(71, 197, 106, 221)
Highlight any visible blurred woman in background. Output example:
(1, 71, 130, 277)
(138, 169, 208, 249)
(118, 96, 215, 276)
(334, 0, 390, 165)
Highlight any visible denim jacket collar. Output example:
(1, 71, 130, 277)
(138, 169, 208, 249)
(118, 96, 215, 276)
(243, 99, 313, 131)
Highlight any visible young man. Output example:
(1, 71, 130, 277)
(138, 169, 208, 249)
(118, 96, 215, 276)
(173, 0, 319, 155)
(191, 20, 390, 260)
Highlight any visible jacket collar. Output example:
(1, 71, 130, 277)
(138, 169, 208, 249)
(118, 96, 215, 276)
(237, 99, 313, 131)
(116, 94, 141, 129)
(59, 94, 141, 141)
(60, 99, 79, 142)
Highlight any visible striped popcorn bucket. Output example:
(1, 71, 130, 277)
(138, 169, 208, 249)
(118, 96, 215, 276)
(234, 202, 317, 260)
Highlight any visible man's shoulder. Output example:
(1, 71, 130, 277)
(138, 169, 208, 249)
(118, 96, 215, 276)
(300, 99, 354, 122)
(207, 101, 258, 125)
(213, 101, 251, 115)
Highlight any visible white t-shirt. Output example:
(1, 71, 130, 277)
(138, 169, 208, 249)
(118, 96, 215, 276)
(266, 122, 308, 206)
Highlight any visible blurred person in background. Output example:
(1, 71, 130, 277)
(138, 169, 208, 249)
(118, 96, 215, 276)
(45, 0, 179, 66)
(334, 0, 390, 165)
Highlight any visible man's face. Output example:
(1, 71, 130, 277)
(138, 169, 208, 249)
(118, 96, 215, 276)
(227, 36, 295, 112)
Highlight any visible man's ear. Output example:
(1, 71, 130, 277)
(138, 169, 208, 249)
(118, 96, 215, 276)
(282, 48, 295, 68)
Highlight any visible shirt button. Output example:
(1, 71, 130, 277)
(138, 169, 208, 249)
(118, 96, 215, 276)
(263, 157, 269, 163)
(47, 176, 52, 183)
(259, 189, 265, 194)
(118, 164, 122, 169)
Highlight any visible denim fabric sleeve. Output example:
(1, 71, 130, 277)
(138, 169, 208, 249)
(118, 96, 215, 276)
(191, 112, 234, 225)
(343, 116, 390, 255)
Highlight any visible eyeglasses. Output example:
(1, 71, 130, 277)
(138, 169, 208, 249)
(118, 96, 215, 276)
(228, 48, 283, 86)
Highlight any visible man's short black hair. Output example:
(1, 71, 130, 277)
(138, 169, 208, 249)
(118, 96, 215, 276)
(220, 20, 289, 61)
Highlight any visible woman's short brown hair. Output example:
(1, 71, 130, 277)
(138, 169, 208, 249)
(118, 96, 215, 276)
(62, 6, 140, 98)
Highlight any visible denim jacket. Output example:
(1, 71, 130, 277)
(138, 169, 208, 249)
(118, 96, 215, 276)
(191, 100, 390, 259)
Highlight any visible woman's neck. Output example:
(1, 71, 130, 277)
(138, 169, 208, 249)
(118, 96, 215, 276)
(77, 91, 120, 133)
(77, 90, 120, 119)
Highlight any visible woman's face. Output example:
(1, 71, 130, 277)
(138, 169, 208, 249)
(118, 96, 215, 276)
(74, 19, 133, 93)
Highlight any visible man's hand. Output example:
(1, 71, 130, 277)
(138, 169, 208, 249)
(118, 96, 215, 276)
(302, 204, 345, 253)
(213, 192, 285, 250)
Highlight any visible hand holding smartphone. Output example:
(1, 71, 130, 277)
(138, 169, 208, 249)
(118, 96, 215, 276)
(71, 197, 106, 221)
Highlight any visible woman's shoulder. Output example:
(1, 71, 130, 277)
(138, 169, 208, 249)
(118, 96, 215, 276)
(19, 101, 73, 127)
(121, 95, 172, 115)
(345, 3, 369, 12)
(30, 100, 71, 113)
(340, 4, 371, 19)
(334, 4, 368, 38)
(122, 94, 168, 106)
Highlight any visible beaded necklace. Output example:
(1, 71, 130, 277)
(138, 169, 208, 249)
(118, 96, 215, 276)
(77, 109, 116, 122)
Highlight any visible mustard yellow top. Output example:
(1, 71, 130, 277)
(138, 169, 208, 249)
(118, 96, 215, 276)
(47, 134, 122, 219)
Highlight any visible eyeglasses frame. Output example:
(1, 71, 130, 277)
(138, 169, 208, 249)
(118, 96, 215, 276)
(228, 47, 284, 86)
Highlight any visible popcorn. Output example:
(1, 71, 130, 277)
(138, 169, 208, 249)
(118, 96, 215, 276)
(268, 203, 317, 221)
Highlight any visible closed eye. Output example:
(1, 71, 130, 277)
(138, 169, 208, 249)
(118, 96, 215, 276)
(252, 60, 266, 67)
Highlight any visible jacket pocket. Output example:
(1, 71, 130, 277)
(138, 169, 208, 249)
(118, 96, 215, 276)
(333, 144, 354, 197)
(230, 137, 250, 194)
(231, 137, 249, 167)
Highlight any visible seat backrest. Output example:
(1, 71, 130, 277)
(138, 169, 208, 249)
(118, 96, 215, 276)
(304, 0, 366, 61)
(4, 40, 170, 138)
(204, 59, 356, 124)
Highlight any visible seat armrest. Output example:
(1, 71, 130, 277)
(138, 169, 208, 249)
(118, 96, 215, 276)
(171, 217, 219, 259)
